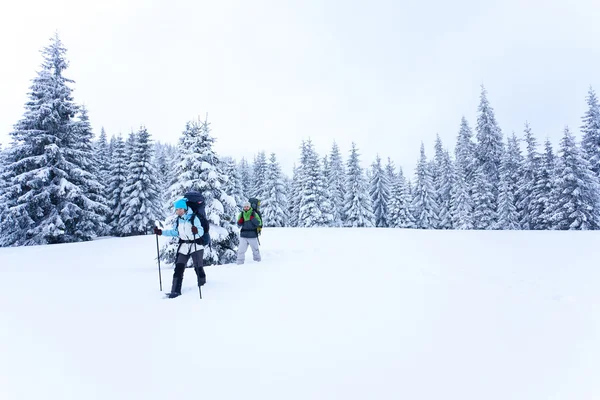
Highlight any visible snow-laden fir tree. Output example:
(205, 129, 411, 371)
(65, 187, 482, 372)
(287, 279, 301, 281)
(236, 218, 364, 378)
(450, 158, 474, 229)
(516, 123, 541, 229)
(161, 118, 239, 265)
(580, 87, 600, 177)
(369, 155, 391, 227)
(238, 158, 252, 200)
(251, 151, 268, 200)
(319, 156, 336, 226)
(298, 139, 333, 227)
(154, 142, 176, 218)
(471, 165, 497, 230)
(496, 132, 523, 229)
(343, 142, 375, 227)
(432, 135, 453, 229)
(388, 166, 415, 228)
(106, 134, 128, 234)
(287, 164, 302, 227)
(117, 126, 162, 236)
(95, 127, 112, 198)
(262, 153, 289, 227)
(327, 141, 346, 226)
(455, 116, 477, 183)
(412, 143, 439, 229)
(475, 85, 503, 226)
(222, 157, 245, 208)
(495, 143, 521, 230)
(0, 34, 107, 246)
(548, 127, 600, 230)
(70, 105, 111, 236)
(531, 139, 557, 230)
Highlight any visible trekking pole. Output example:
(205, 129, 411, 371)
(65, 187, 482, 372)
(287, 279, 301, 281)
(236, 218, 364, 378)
(155, 233, 163, 291)
(193, 231, 202, 300)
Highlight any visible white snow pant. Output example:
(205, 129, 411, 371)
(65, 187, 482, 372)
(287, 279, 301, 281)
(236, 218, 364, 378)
(237, 237, 261, 264)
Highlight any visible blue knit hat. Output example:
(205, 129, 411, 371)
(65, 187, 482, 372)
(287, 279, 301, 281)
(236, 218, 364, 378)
(174, 198, 188, 210)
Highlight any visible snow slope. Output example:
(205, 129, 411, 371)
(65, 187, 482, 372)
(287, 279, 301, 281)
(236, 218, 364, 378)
(0, 228, 599, 399)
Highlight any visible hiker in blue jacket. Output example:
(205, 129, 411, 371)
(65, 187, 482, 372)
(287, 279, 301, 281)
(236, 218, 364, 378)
(153, 198, 206, 298)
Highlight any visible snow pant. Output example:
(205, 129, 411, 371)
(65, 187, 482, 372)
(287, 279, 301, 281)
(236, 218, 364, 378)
(237, 237, 261, 264)
(172, 249, 205, 293)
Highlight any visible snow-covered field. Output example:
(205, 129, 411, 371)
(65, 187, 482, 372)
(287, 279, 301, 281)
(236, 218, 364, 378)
(0, 228, 599, 399)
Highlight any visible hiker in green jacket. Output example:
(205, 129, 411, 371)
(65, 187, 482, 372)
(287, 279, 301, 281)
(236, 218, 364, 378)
(236, 201, 262, 264)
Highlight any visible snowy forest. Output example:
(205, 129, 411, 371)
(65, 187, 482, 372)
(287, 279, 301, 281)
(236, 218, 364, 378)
(2, 34, 600, 262)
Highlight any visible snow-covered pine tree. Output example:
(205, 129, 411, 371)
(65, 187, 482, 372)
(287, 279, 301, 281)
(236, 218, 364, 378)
(287, 164, 302, 227)
(475, 86, 503, 227)
(222, 157, 245, 208)
(298, 139, 328, 227)
(496, 132, 524, 230)
(251, 151, 268, 201)
(0, 34, 107, 246)
(411, 143, 439, 229)
(532, 139, 557, 230)
(327, 141, 346, 227)
(262, 153, 289, 227)
(471, 166, 496, 230)
(70, 105, 111, 236)
(516, 122, 541, 229)
(117, 126, 162, 236)
(154, 142, 176, 219)
(432, 135, 453, 229)
(238, 158, 252, 200)
(548, 127, 600, 230)
(369, 155, 391, 227)
(495, 143, 521, 230)
(450, 158, 474, 229)
(388, 166, 415, 228)
(343, 142, 375, 227)
(161, 118, 239, 265)
(106, 134, 128, 234)
(455, 116, 477, 183)
(95, 127, 112, 198)
(580, 86, 600, 177)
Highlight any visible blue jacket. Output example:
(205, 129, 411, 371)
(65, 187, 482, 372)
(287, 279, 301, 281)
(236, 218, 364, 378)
(161, 209, 204, 241)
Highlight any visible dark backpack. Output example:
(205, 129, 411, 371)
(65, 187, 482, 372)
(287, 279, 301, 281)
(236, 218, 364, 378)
(248, 197, 263, 234)
(175, 191, 211, 246)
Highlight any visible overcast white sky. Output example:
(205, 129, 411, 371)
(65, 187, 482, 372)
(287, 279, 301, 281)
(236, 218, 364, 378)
(1, 0, 600, 176)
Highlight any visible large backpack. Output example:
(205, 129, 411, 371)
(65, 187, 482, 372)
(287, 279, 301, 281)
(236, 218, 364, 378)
(175, 191, 211, 246)
(248, 197, 263, 235)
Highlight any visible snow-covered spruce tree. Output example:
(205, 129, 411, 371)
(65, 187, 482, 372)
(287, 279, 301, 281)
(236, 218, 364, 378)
(222, 157, 245, 208)
(154, 142, 176, 219)
(287, 164, 302, 227)
(455, 116, 477, 183)
(450, 158, 474, 229)
(497, 132, 524, 229)
(548, 127, 600, 230)
(475, 85, 503, 227)
(106, 134, 128, 234)
(298, 139, 332, 227)
(411, 143, 439, 229)
(495, 144, 521, 230)
(327, 141, 346, 226)
(343, 142, 375, 227)
(117, 126, 162, 236)
(238, 158, 252, 200)
(95, 127, 112, 198)
(70, 105, 111, 236)
(580, 86, 600, 177)
(388, 166, 415, 228)
(432, 135, 453, 229)
(471, 165, 497, 230)
(369, 155, 391, 227)
(161, 118, 239, 265)
(251, 151, 268, 200)
(0, 34, 107, 246)
(262, 153, 289, 227)
(516, 122, 540, 230)
(532, 139, 557, 230)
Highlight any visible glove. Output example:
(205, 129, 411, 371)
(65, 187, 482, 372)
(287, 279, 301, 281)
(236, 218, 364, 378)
(191, 226, 198, 234)
(153, 227, 162, 235)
